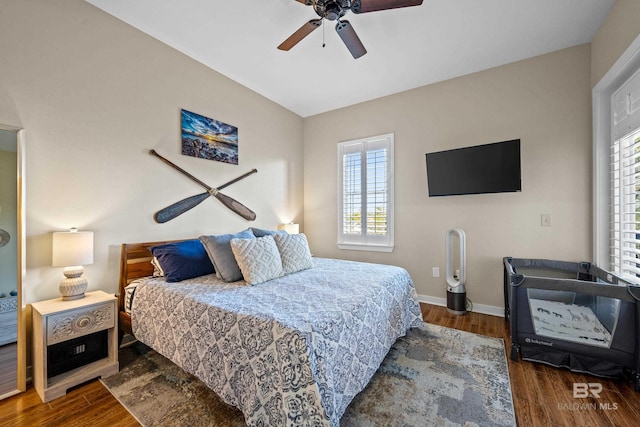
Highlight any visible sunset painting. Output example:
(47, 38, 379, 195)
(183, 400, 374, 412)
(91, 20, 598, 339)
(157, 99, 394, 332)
(181, 109, 238, 165)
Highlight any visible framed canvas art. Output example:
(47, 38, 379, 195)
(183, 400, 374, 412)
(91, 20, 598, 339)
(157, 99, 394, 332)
(181, 109, 238, 165)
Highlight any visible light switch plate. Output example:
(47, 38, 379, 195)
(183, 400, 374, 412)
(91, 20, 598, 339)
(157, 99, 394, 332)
(541, 214, 551, 226)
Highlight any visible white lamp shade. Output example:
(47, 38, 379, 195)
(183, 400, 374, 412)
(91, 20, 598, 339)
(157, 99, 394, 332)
(278, 223, 299, 234)
(52, 230, 94, 267)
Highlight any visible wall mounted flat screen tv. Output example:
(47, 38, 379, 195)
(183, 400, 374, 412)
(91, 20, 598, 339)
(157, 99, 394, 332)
(426, 139, 521, 197)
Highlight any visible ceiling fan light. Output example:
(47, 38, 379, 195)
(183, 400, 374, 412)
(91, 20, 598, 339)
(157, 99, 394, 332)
(324, 3, 341, 20)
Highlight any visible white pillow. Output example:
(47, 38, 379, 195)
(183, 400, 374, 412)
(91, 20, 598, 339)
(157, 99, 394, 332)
(273, 233, 313, 275)
(230, 235, 283, 285)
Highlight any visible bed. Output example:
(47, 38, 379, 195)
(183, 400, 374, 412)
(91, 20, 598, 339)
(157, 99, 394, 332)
(0, 296, 18, 346)
(117, 235, 422, 426)
(503, 257, 640, 390)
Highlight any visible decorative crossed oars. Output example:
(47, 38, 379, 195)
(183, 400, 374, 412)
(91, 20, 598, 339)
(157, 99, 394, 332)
(150, 149, 257, 223)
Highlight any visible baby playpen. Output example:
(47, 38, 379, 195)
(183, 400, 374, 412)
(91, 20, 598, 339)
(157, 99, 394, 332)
(503, 257, 640, 390)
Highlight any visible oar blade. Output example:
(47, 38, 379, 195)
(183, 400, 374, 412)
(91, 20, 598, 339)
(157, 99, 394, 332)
(214, 192, 257, 221)
(154, 192, 211, 223)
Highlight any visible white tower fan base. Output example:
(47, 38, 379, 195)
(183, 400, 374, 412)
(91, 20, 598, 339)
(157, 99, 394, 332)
(446, 228, 467, 315)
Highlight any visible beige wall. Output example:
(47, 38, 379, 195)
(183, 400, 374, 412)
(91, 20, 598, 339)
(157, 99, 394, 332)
(591, 0, 640, 87)
(304, 45, 593, 309)
(0, 0, 304, 304)
(2, 0, 634, 313)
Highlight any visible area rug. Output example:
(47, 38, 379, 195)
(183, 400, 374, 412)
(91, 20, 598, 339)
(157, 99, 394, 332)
(102, 323, 516, 426)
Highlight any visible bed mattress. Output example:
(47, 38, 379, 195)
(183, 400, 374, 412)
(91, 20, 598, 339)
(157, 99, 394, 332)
(0, 296, 18, 346)
(130, 257, 422, 426)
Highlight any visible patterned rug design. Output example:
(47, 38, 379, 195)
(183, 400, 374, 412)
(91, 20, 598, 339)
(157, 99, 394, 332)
(102, 323, 515, 426)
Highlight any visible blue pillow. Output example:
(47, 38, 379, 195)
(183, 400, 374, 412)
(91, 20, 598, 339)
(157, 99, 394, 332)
(199, 229, 255, 282)
(149, 240, 214, 282)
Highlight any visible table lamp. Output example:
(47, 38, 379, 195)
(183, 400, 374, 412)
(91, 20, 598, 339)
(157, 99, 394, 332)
(52, 228, 94, 300)
(278, 223, 299, 234)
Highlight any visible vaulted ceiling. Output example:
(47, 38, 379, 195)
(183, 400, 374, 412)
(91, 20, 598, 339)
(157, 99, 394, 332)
(86, 0, 615, 117)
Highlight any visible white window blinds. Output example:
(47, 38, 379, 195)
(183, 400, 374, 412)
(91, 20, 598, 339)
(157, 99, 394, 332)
(337, 133, 394, 252)
(342, 151, 362, 235)
(613, 69, 640, 141)
(610, 129, 640, 280)
(366, 148, 388, 236)
(611, 70, 640, 282)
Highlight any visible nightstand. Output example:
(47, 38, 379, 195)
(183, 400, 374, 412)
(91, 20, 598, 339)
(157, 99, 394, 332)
(31, 290, 119, 402)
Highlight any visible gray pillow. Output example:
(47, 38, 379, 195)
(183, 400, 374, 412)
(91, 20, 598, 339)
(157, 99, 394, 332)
(273, 233, 313, 275)
(230, 235, 284, 285)
(250, 227, 287, 237)
(199, 229, 255, 282)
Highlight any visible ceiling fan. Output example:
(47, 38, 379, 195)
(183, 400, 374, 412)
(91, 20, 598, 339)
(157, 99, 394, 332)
(278, 0, 423, 59)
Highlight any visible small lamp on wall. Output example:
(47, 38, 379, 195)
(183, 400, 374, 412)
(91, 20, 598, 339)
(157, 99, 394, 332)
(278, 223, 299, 234)
(52, 228, 94, 300)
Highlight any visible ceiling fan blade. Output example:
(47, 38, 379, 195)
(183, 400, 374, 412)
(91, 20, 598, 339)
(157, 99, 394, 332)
(278, 19, 322, 51)
(335, 20, 367, 59)
(351, 0, 423, 14)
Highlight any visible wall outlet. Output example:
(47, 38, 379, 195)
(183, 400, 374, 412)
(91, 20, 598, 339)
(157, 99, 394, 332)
(541, 214, 551, 226)
(432, 267, 440, 278)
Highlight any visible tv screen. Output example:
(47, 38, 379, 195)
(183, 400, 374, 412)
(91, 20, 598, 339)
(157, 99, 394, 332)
(426, 139, 521, 197)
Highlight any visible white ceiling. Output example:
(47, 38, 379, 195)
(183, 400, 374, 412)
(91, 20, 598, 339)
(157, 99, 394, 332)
(86, 0, 615, 117)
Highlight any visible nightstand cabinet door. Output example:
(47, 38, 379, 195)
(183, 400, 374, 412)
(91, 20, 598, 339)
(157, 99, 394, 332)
(31, 290, 119, 403)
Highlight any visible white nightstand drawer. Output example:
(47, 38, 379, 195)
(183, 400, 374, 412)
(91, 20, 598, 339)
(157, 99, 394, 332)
(46, 301, 115, 345)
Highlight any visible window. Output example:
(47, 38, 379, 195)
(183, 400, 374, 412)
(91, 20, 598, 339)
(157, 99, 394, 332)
(594, 35, 640, 283)
(337, 133, 394, 252)
(610, 129, 640, 279)
(610, 70, 640, 281)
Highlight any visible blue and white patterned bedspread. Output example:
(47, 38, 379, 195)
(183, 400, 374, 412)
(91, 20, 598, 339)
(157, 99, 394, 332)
(131, 257, 422, 426)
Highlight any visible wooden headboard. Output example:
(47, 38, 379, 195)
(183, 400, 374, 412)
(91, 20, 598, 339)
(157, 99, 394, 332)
(117, 239, 181, 338)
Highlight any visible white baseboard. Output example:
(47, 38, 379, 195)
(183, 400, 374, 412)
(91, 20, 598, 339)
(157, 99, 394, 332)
(418, 294, 505, 318)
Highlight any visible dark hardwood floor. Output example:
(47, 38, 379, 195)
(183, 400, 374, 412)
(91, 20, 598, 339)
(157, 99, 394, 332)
(1, 303, 639, 426)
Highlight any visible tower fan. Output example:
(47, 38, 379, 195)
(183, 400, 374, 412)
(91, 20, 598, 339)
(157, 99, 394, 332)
(446, 228, 467, 315)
